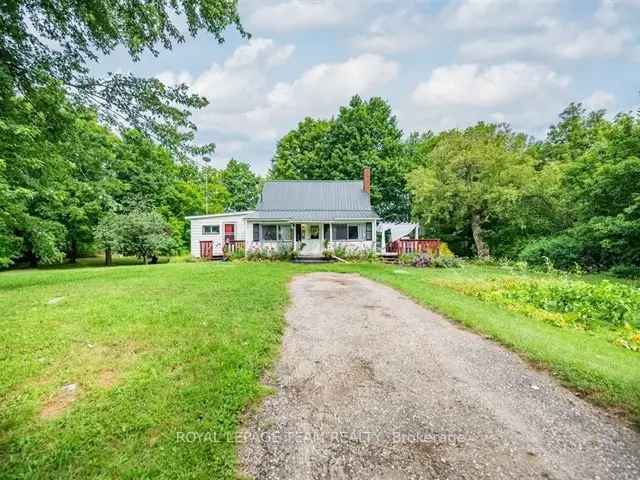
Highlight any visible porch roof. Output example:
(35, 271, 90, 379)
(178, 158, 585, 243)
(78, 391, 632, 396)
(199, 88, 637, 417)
(246, 210, 378, 222)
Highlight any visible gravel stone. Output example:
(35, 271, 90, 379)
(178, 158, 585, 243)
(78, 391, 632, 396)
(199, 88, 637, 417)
(238, 273, 640, 479)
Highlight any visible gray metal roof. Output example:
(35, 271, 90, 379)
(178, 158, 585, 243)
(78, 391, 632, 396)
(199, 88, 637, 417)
(247, 181, 379, 222)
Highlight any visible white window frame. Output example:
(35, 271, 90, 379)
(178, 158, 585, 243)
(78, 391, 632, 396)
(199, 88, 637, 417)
(202, 224, 220, 235)
(278, 224, 293, 241)
(333, 223, 362, 241)
(260, 224, 294, 242)
(262, 224, 278, 241)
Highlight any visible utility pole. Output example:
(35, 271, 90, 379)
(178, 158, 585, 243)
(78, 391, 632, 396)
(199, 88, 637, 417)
(203, 156, 211, 214)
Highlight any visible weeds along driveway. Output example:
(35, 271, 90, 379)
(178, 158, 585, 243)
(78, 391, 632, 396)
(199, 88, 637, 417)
(239, 272, 640, 480)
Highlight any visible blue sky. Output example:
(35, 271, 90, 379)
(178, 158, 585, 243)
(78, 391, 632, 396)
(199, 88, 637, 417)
(95, 0, 640, 173)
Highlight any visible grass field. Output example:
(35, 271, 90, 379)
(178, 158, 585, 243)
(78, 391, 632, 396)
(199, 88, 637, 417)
(1, 260, 639, 478)
(0, 261, 295, 479)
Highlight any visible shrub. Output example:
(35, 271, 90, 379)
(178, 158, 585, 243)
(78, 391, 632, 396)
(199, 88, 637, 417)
(398, 253, 416, 265)
(499, 279, 640, 329)
(468, 256, 499, 266)
(224, 248, 246, 261)
(609, 264, 640, 279)
(431, 255, 462, 268)
(413, 253, 433, 268)
(331, 243, 376, 261)
(399, 252, 461, 268)
(518, 218, 640, 272)
(399, 253, 432, 267)
(438, 242, 455, 257)
(495, 258, 530, 272)
(246, 244, 296, 261)
(518, 234, 583, 270)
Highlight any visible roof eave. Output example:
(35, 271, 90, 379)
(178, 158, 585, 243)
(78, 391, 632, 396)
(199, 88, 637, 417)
(185, 211, 254, 220)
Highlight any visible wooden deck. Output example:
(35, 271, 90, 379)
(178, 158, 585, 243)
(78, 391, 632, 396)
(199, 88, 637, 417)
(386, 239, 440, 256)
(199, 240, 245, 260)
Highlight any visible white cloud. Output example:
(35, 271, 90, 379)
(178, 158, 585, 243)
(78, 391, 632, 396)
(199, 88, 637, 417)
(402, 62, 572, 137)
(196, 53, 399, 143)
(351, 9, 430, 54)
(159, 45, 398, 170)
(558, 27, 632, 59)
(457, 1, 640, 62)
(156, 38, 295, 116)
(447, 0, 559, 30)
(248, 0, 361, 32)
(583, 90, 616, 111)
(224, 38, 295, 69)
(460, 26, 634, 61)
(156, 70, 193, 86)
(266, 54, 399, 114)
(412, 63, 569, 108)
(596, 0, 640, 26)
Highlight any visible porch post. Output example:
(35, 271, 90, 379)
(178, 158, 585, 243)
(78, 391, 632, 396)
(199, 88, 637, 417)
(372, 220, 376, 253)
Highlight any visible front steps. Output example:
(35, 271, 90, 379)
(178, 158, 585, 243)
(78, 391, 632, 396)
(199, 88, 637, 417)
(292, 256, 335, 264)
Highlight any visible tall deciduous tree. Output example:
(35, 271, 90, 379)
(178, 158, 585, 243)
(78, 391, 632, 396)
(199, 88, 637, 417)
(270, 118, 332, 179)
(221, 159, 261, 212)
(270, 96, 412, 220)
(521, 108, 640, 269)
(408, 123, 536, 258)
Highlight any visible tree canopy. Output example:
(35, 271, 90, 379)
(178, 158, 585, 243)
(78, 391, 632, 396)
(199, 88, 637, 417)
(407, 124, 537, 258)
(221, 159, 261, 212)
(0, 81, 229, 266)
(1, 0, 246, 154)
(96, 211, 177, 265)
(270, 96, 413, 221)
(406, 103, 640, 270)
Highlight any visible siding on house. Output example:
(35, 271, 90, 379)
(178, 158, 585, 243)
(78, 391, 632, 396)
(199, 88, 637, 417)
(187, 212, 252, 257)
(187, 179, 380, 258)
(245, 220, 376, 253)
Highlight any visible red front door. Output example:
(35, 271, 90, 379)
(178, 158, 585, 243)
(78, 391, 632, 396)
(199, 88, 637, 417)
(224, 224, 235, 243)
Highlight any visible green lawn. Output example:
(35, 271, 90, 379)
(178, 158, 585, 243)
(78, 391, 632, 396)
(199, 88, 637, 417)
(1, 260, 639, 479)
(0, 261, 296, 479)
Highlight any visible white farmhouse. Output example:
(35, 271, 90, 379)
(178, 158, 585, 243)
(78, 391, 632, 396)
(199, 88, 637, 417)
(186, 168, 380, 259)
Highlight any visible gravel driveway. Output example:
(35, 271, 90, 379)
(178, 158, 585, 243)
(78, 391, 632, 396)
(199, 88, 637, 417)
(239, 273, 640, 479)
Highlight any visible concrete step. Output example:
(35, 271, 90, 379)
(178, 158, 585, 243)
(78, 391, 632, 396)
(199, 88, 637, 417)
(292, 257, 335, 264)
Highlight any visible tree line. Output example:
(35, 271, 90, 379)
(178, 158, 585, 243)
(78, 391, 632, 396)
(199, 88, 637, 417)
(1, 0, 259, 267)
(2, 1, 637, 272)
(269, 96, 640, 272)
(3, 81, 637, 273)
(0, 77, 260, 267)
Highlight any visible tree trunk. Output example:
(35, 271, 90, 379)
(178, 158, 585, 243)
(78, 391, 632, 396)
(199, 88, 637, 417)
(471, 213, 491, 258)
(105, 247, 112, 266)
(68, 239, 77, 264)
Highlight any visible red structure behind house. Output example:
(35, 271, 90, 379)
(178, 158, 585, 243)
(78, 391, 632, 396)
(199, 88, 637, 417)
(387, 239, 441, 256)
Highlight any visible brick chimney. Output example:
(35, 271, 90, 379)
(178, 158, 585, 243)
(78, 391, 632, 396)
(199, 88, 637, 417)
(363, 167, 371, 194)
